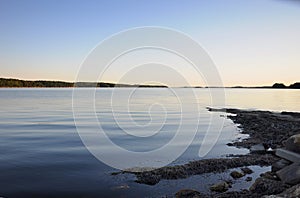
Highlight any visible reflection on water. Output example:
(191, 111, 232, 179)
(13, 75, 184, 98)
(0, 88, 299, 197)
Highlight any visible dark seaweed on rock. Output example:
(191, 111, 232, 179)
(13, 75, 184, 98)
(128, 154, 278, 185)
(223, 109, 300, 149)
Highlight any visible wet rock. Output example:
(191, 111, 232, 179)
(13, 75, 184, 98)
(135, 173, 160, 185)
(276, 183, 300, 198)
(226, 143, 234, 147)
(175, 189, 206, 198)
(271, 159, 291, 172)
(241, 167, 253, 174)
(111, 171, 122, 176)
(222, 108, 300, 150)
(285, 134, 300, 154)
(250, 177, 288, 195)
(230, 171, 245, 179)
(260, 171, 278, 180)
(262, 184, 300, 198)
(131, 154, 277, 185)
(250, 144, 266, 154)
(210, 181, 230, 193)
(246, 177, 252, 182)
(276, 163, 300, 185)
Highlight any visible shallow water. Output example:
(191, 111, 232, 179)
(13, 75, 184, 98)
(0, 88, 299, 197)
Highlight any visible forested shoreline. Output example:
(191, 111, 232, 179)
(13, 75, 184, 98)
(0, 78, 299, 88)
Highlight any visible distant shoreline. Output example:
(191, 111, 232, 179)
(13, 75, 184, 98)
(0, 78, 168, 88)
(0, 78, 299, 89)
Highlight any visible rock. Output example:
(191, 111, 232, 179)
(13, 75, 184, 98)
(271, 159, 291, 172)
(230, 171, 245, 179)
(276, 163, 300, 185)
(131, 154, 278, 185)
(262, 183, 300, 198)
(246, 177, 252, 182)
(135, 173, 160, 185)
(210, 181, 230, 193)
(277, 183, 300, 198)
(250, 144, 266, 154)
(260, 171, 278, 180)
(250, 177, 288, 195)
(175, 189, 205, 198)
(276, 148, 300, 163)
(226, 143, 234, 147)
(241, 167, 254, 174)
(285, 134, 300, 154)
(111, 171, 122, 176)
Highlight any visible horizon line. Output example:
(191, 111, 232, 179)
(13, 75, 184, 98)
(0, 77, 300, 88)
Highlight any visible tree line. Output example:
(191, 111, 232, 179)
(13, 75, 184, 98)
(0, 78, 168, 88)
(272, 82, 300, 89)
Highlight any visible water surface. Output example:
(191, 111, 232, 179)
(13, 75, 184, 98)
(0, 88, 299, 197)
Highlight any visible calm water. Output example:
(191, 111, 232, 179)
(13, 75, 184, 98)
(0, 88, 299, 197)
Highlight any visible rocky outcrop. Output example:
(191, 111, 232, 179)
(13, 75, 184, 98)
(271, 134, 300, 187)
(221, 109, 300, 149)
(262, 184, 300, 198)
(271, 159, 291, 172)
(120, 108, 300, 197)
(249, 176, 288, 195)
(130, 154, 277, 185)
(276, 163, 300, 185)
(285, 134, 300, 154)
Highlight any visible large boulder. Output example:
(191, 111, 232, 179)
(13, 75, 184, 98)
(276, 163, 300, 185)
(263, 183, 300, 198)
(275, 148, 300, 163)
(276, 183, 300, 198)
(272, 159, 291, 172)
(285, 134, 300, 154)
(250, 177, 287, 195)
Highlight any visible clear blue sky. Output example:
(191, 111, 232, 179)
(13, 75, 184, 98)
(0, 0, 299, 86)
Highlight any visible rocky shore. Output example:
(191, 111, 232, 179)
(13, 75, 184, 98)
(119, 108, 300, 197)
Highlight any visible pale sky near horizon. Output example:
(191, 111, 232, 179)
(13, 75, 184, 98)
(0, 0, 299, 86)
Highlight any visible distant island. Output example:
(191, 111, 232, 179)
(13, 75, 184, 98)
(230, 82, 300, 89)
(0, 78, 299, 89)
(271, 82, 300, 89)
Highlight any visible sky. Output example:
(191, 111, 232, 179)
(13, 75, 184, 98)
(0, 0, 300, 86)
